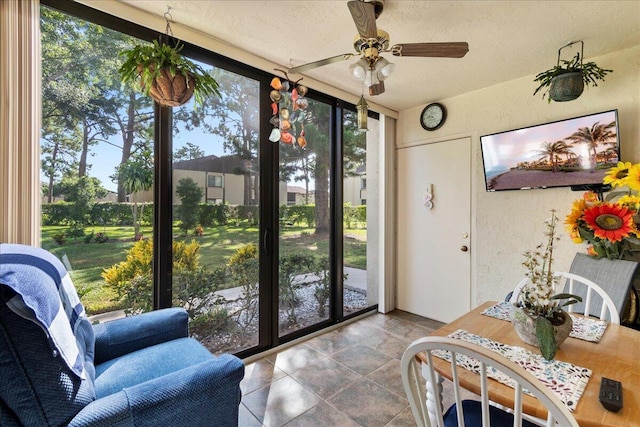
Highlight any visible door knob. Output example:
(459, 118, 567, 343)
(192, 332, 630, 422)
(460, 245, 468, 252)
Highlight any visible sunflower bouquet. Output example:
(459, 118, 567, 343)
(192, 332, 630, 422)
(565, 161, 640, 259)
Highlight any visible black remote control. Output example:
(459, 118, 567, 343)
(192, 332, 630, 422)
(599, 377, 623, 412)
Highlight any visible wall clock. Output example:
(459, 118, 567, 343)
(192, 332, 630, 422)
(420, 102, 447, 131)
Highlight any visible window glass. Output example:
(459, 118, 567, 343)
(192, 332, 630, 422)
(40, 6, 154, 321)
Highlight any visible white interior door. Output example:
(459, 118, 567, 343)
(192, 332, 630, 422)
(396, 137, 471, 323)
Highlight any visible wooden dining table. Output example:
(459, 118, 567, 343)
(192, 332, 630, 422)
(420, 301, 640, 427)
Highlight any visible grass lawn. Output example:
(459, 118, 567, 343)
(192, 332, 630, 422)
(42, 224, 367, 314)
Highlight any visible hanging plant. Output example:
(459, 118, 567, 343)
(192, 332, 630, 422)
(533, 41, 612, 103)
(268, 70, 309, 148)
(119, 39, 220, 107)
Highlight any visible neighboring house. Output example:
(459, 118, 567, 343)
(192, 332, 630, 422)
(286, 185, 314, 205)
(173, 155, 247, 205)
(343, 164, 366, 206)
(124, 154, 292, 206)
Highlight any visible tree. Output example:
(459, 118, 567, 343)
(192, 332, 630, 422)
(40, 7, 153, 204)
(59, 174, 108, 227)
(176, 177, 204, 234)
(116, 145, 154, 240)
(176, 69, 259, 205)
(174, 142, 205, 161)
(566, 121, 617, 173)
(279, 102, 366, 234)
(536, 141, 571, 172)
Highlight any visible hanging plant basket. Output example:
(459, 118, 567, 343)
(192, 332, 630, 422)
(549, 71, 584, 102)
(532, 41, 612, 103)
(140, 64, 196, 107)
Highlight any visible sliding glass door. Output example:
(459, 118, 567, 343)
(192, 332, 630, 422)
(40, 0, 378, 359)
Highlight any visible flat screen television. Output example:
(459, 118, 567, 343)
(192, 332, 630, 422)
(481, 109, 619, 192)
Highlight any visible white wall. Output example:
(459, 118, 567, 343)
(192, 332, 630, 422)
(396, 45, 640, 305)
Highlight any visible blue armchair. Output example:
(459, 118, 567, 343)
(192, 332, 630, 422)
(0, 244, 244, 427)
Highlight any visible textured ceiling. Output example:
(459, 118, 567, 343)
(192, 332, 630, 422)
(118, 0, 640, 112)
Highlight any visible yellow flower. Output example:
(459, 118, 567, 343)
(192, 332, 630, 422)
(564, 198, 586, 233)
(626, 164, 640, 192)
(582, 191, 599, 203)
(603, 161, 633, 187)
(618, 194, 640, 210)
(569, 228, 583, 243)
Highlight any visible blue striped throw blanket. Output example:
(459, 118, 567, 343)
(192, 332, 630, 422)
(0, 243, 92, 380)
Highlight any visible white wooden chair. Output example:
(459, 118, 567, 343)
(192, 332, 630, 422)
(400, 336, 579, 427)
(507, 271, 620, 324)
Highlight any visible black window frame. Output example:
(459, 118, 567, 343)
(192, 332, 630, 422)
(41, 0, 379, 358)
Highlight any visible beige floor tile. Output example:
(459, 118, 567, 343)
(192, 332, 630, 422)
(271, 344, 325, 375)
(366, 358, 406, 397)
(289, 355, 361, 399)
(242, 376, 321, 427)
(361, 331, 410, 359)
(241, 359, 287, 395)
(330, 343, 393, 376)
(304, 329, 358, 355)
(327, 378, 408, 427)
(283, 401, 362, 427)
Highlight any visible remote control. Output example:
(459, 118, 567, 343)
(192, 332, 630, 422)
(599, 377, 623, 412)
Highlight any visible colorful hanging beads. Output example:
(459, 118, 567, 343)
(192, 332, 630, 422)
(269, 76, 309, 148)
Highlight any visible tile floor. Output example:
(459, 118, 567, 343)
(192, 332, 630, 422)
(238, 310, 446, 427)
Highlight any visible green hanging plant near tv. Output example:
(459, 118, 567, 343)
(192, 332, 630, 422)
(533, 41, 613, 103)
(118, 39, 220, 107)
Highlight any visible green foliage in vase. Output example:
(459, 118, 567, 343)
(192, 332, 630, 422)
(517, 210, 582, 360)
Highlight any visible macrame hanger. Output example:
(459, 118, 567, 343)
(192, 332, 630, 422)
(162, 6, 174, 45)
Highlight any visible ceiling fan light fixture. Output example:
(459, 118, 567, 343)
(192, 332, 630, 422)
(349, 57, 369, 80)
(375, 57, 396, 79)
(364, 67, 379, 87)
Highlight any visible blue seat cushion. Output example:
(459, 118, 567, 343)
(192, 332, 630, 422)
(444, 400, 539, 427)
(95, 337, 216, 398)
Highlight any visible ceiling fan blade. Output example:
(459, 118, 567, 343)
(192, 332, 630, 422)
(288, 53, 355, 74)
(391, 42, 469, 58)
(348, 0, 378, 39)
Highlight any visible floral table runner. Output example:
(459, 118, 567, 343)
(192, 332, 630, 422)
(482, 300, 608, 343)
(433, 329, 591, 412)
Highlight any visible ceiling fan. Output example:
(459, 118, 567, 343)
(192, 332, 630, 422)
(287, 0, 469, 96)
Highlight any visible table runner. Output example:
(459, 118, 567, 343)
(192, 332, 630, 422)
(433, 329, 591, 412)
(482, 300, 608, 343)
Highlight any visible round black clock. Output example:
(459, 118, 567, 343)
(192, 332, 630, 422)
(420, 102, 447, 131)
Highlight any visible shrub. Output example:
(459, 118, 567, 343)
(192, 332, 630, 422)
(279, 253, 316, 325)
(102, 239, 202, 314)
(313, 256, 331, 316)
(94, 232, 109, 243)
(189, 307, 230, 337)
(84, 230, 95, 244)
(52, 232, 66, 246)
(176, 177, 203, 234)
(227, 244, 259, 333)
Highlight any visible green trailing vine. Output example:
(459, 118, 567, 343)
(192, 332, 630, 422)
(118, 39, 220, 106)
(533, 53, 612, 101)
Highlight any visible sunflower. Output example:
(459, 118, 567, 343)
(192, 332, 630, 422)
(618, 194, 640, 210)
(603, 161, 633, 187)
(582, 203, 637, 242)
(626, 164, 640, 192)
(564, 198, 587, 233)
